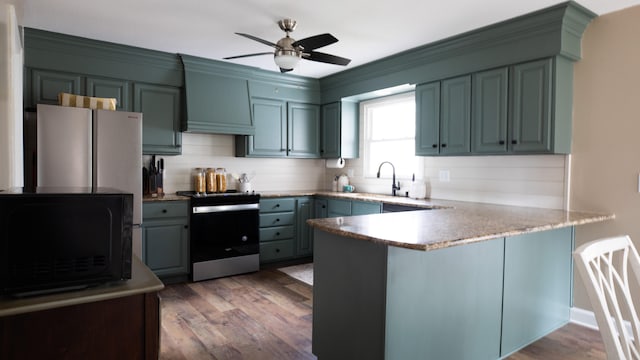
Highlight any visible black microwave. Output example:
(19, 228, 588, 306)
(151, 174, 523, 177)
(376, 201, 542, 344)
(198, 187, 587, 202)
(0, 187, 132, 296)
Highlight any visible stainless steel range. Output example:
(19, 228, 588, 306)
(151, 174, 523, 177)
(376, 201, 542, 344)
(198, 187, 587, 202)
(176, 191, 260, 281)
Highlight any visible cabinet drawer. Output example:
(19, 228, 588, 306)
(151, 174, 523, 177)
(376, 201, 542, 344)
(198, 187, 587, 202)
(260, 240, 295, 263)
(260, 212, 295, 227)
(143, 201, 189, 220)
(260, 225, 294, 242)
(260, 198, 296, 213)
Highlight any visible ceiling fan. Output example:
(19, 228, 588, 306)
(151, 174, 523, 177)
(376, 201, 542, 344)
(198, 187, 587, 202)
(224, 19, 351, 73)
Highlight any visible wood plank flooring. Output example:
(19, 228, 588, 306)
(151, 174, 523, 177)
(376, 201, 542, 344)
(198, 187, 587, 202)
(159, 269, 606, 360)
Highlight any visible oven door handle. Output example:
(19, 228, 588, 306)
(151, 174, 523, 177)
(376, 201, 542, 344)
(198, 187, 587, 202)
(192, 203, 259, 214)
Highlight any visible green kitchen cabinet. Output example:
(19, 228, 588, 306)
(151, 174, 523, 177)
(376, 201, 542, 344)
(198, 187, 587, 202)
(237, 101, 320, 158)
(500, 227, 573, 357)
(287, 102, 321, 158)
(239, 98, 287, 157)
(325, 198, 381, 217)
(259, 197, 297, 264)
(296, 197, 314, 257)
(510, 58, 553, 153)
(415, 81, 441, 156)
(142, 201, 190, 281)
(471, 67, 509, 153)
(134, 83, 182, 155)
(320, 101, 359, 159)
(352, 201, 382, 215)
(29, 69, 82, 107)
(415, 75, 470, 156)
(86, 76, 132, 111)
(440, 75, 471, 155)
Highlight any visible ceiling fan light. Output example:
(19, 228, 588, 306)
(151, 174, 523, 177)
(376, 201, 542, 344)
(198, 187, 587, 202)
(274, 50, 301, 70)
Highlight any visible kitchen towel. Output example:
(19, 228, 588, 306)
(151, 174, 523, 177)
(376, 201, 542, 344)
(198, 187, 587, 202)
(325, 158, 345, 169)
(58, 92, 117, 111)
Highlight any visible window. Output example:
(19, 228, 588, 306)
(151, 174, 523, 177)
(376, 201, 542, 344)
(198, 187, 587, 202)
(363, 92, 422, 179)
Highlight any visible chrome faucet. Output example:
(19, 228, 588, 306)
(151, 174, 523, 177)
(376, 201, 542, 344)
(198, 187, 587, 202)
(377, 161, 401, 196)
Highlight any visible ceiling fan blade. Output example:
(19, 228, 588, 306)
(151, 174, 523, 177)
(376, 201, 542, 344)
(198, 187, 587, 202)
(223, 52, 273, 60)
(280, 67, 294, 73)
(235, 32, 280, 49)
(304, 51, 351, 66)
(292, 33, 338, 51)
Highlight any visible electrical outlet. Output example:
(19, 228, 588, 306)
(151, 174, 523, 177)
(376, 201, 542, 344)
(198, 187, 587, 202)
(439, 169, 450, 182)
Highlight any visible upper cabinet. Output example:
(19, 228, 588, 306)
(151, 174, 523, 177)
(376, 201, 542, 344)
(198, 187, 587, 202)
(415, 75, 471, 156)
(320, 101, 358, 159)
(417, 57, 569, 156)
(287, 102, 321, 158)
(134, 83, 182, 155)
(24, 28, 185, 155)
(180, 55, 254, 135)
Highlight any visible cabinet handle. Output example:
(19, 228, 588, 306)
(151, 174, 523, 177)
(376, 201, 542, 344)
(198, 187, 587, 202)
(512, 140, 518, 145)
(441, 143, 447, 148)
(162, 209, 167, 213)
(499, 140, 505, 145)
(432, 144, 438, 148)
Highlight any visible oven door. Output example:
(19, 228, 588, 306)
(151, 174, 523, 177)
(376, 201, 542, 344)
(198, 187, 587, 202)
(190, 204, 259, 264)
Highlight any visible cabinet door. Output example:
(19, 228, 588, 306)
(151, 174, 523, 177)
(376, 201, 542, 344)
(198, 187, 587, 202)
(351, 201, 382, 215)
(30, 69, 82, 107)
(440, 75, 471, 155)
(327, 199, 351, 218)
(287, 102, 321, 158)
(501, 227, 573, 356)
(296, 197, 314, 257)
(142, 219, 189, 277)
(321, 102, 341, 158)
(415, 82, 441, 156)
(510, 59, 552, 153)
(246, 98, 287, 157)
(134, 83, 182, 155)
(87, 77, 132, 111)
(315, 198, 328, 218)
(472, 68, 508, 154)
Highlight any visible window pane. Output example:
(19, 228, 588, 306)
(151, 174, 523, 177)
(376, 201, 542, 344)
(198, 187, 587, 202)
(370, 102, 415, 140)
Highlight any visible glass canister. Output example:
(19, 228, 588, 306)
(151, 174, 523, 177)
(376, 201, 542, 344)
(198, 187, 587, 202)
(215, 168, 227, 193)
(205, 168, 217, 193)
(193, 167, 206, 195)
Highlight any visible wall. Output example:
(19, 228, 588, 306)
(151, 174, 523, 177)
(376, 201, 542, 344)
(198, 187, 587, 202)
(327, 118, 569, 210)
(571, 5, 640, 311)
(150, 133, 326, 194)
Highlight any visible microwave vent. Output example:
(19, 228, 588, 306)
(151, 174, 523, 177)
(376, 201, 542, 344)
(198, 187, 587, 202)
(11, 255, 108, 279)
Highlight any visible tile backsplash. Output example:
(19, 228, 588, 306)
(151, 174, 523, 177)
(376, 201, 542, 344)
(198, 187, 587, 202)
(147, 133, 568, 210)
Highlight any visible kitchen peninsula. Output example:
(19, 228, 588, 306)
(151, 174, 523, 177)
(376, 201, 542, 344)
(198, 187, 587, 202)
(307, 200, 613, 360)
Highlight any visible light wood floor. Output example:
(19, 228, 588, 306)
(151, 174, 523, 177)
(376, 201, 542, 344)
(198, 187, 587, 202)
(158, 269, 606, 360)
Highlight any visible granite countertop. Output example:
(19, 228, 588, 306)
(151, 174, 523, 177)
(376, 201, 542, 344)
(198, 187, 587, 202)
(0, 256, 164, 317)
(143, 193, 189, 202)
(307, 200, 614, 251)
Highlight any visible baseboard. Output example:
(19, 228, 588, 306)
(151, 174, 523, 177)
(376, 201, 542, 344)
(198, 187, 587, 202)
(570, 307, 599, 330)
(570, 306, 634, 338)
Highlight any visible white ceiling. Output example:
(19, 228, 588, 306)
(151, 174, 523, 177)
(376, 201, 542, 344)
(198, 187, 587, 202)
(20, 0, 640, 78)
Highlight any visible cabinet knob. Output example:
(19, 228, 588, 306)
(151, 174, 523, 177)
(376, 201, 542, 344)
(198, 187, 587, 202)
(184, 225, 188, 229)
(320, 149, 324, 153)
(275, 218, 280, 222)
(275, 248, 280, 253)
(288, 148, 292, 152)
(512, 140, 518, 145)
(276, 232, 280, 236)
(499, 140, 505, 145)
(432, 144, 438, 148)
(275, 204, 280, 208)
(322, 205, 326, 209)
(441, 143, 447, 148)
(162, 209, 167, 213)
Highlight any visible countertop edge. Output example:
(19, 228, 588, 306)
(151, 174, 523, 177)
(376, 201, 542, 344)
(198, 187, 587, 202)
(0, 256, 164, 317)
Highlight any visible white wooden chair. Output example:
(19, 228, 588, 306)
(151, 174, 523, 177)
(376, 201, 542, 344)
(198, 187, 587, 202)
(574, 235, 640, 360)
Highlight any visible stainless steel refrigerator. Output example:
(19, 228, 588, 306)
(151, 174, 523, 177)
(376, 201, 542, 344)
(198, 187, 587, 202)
(25, 104, 143, 257)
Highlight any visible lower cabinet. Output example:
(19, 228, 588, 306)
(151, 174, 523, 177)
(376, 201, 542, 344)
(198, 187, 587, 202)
(259, 197, 316, 264)
(324, 197, 382, 217)
(142, 201, 190, 280)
